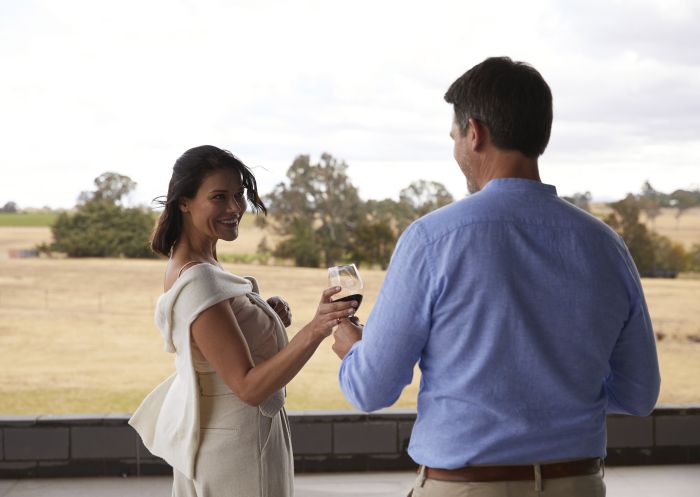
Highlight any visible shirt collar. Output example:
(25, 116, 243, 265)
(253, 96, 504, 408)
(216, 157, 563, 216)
(481, 178, 557, 196)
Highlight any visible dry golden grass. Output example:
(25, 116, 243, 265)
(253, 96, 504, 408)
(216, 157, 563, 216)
(0, 227, 52, 258)
(592, 205, 700, 249)
(0, 255, 697, 414)
(0, 215, 699, 415)
(0, 256, 418, 414)
(642, 207, 700, 249)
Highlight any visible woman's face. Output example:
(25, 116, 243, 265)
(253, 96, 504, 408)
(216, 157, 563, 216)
(180, 168, 247, 243)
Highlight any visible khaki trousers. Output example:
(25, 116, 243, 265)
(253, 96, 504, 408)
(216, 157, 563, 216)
(172, 372, 293, 497)
(407, 465, 605, 497)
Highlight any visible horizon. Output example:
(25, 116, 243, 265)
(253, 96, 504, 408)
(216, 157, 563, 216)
(4, 174, 698, 213)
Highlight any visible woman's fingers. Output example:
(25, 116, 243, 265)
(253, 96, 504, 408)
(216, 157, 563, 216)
(320, 286, 343, 303)
(318, 301, 357, 317)
(314, 288, 358, 337)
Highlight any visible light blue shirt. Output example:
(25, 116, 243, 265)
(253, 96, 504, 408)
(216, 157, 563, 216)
(339, 178, 660, 468)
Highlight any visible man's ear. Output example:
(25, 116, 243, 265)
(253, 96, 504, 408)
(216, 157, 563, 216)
(469, 118, 488, 152)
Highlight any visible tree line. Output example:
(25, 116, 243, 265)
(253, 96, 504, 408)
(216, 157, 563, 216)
(257, 153, 453, 269)
(563, 181, 700, 276)
(9, 155, 698, 275)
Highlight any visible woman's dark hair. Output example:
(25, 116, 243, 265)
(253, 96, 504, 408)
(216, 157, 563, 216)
(150, 145, 267, 257)
(444, 56, 553, 158)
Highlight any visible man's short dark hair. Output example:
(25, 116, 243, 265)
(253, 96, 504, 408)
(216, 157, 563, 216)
(444, 56, 553, 158)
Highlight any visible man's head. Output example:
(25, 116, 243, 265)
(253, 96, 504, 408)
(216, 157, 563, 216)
(444, 57, 553, 159)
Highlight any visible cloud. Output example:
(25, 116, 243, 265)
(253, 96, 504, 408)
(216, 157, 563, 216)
(0, 0, 698, 208)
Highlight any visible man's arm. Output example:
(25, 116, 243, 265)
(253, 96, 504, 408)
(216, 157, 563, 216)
(335, 223, 433, 412)
(605, 244, 661, 415)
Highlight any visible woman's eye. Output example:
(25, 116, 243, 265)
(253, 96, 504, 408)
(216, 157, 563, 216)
(213, 194, 225, 200)
(234, 191, 245, 200)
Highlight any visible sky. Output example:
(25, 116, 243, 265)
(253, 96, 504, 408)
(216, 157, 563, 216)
(1, 0, 699, 210)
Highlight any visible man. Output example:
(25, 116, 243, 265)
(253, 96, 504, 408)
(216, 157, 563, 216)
(332, 57, 660, 497)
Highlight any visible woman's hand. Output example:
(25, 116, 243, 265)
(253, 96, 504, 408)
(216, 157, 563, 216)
(305, 287, 358, 339)
(267, 296, 292, 327)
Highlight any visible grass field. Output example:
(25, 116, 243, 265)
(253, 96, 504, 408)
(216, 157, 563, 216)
(642, 207, 700, 249)
(592, 205, 700, 249)
(0, 212, 59, 227)
(0, 255, 698, 414)
(0, 207, 699, 414)
(0, 257, 412, 413)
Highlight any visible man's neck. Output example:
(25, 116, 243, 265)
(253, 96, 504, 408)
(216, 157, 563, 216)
(477, 148, 541, 190)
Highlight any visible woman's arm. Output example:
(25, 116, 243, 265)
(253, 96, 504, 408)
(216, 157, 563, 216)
(191, 286, 357, 406)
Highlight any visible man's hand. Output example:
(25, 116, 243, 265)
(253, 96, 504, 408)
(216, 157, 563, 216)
(332, 319, 363, 359)
(267, 296, 292, 327)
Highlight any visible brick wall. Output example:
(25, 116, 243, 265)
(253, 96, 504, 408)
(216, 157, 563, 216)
(1, 407, 698, 478)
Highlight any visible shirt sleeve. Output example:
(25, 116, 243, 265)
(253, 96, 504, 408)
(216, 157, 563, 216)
(338, 222, 433, 412)
(604, 241, 661, 415)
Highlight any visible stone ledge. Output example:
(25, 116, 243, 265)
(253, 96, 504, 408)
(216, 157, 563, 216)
(4, 427, 69, 461)
(606, 416, 653, 448)
(0, 405, 698, 478)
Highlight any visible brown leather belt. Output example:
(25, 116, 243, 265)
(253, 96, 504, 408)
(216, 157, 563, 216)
(424, 458, 602, 482)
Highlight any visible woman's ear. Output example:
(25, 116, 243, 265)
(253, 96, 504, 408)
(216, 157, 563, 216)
(179, 198, 189, 213)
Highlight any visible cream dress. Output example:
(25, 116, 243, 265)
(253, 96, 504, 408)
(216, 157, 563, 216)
(173, 289, 294, 497)
(130, 264, 293, 497)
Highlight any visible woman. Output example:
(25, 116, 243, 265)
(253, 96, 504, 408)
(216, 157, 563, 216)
(129, 145, 356, 497)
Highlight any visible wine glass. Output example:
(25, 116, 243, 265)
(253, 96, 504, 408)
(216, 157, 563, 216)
(327, 263, 364, 311)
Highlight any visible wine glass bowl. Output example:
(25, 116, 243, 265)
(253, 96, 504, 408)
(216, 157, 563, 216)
(328, 263, 364, 309)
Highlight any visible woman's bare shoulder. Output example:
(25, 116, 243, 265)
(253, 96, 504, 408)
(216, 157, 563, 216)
(164, 260, 207, 291)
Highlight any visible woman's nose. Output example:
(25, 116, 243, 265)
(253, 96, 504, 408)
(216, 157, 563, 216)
(228, 197, 246, 213)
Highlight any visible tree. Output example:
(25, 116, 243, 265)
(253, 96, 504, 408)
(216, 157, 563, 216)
(605, 194, 654, 273)
(669, 189, 700, 229)
(399, 180, 455, 218)
(650, 234, 688, 274)
(78, 172, 138, 206)
(1, 201, 18, 213)
(371, 180, 456, 236)
(637, 181, 662, 229)
(562, 191, 592, 212)
(265, 154, 362, 267)
(350, 200, 399, 270)
(350, 182, 454, 269)
(47, 172, 155, 258)
(688, 244, 700, 272)
(604, 193, 694, 276)
(272, 219, 323, 267)
(264, 155, 456, 268)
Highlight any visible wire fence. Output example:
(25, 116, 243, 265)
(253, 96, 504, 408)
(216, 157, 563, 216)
(0, 288, 160, 315)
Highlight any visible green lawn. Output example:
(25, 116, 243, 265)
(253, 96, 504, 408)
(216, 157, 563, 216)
(0, 212, 60, 227)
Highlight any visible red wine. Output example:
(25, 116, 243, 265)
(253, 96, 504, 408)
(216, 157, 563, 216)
(335, 293, 363, 309)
